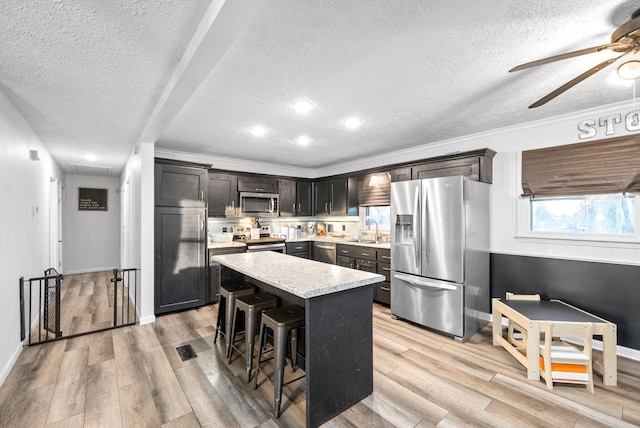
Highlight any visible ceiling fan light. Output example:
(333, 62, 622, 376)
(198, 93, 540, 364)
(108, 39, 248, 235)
(617, 60, 640, 79)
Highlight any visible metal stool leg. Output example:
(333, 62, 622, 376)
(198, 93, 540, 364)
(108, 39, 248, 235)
(228, 305, 241, 364)
(273, 324, 289, 418)
(213, 295, 225, 344)
(290, 327, 298, 372)
(244, 306, 259, 383)
(253, 321, 267, 390)
(224, 294, 237, 358)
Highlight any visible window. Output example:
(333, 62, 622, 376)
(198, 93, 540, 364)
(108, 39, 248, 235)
(518, 136, 640, 243)
(531, 194, 635, 235)
(361, 206, 390, 228)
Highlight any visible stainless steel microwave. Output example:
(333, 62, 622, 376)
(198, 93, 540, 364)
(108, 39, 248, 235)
(239, 192, 279, 217)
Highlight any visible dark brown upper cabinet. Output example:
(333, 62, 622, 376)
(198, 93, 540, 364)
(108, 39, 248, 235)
(155, 162, 207, 207)
(208, 173, 238, 217)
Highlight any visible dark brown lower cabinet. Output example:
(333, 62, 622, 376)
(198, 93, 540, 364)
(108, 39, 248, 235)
(376, 248, 391, 305)
(154, 206, 207, 314)
(285, 241, 311, 258)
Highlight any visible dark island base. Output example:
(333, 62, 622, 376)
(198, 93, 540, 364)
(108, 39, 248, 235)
(228, 268, 374, 427)
(305, 285, 374, 427)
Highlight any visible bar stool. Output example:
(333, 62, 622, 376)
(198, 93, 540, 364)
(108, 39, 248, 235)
(213, 282, 255, 358)
(253, 305, 306, 418)
(228, 292, 278, 382)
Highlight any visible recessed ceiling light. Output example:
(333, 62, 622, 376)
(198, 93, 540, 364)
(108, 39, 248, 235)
(292, 99, 315, 113)
(343, 117, 363, 128)
(84, 153, 97, 161)
(250, 126, 267, 136)
(295, 135, 311, 145)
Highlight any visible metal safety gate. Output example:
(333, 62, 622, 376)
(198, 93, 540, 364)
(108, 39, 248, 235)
(20, 268, 138, 346)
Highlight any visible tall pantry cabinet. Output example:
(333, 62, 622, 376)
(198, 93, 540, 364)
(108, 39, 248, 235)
(154, 161, 208, 315)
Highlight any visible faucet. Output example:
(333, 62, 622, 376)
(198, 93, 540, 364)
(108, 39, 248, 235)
(367, 220, 379, 244)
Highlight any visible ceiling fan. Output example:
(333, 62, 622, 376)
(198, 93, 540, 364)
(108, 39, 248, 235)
(510, 9, 640, 108)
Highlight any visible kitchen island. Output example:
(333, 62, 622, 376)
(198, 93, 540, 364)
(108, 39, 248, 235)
(212, 251, 384, 427)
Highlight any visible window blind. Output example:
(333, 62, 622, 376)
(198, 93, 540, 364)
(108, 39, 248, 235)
(357, 173, 390, 206)
(521, 135, 640, 197)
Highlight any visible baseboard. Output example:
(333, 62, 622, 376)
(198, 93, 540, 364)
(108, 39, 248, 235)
(139, 314, 155, 325)
(0, 343, 23, 388)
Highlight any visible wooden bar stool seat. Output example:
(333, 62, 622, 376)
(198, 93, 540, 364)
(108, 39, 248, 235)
(228, 292, 278, 382)
(213, 282, 255, 358)
(253, 305, 306, 418)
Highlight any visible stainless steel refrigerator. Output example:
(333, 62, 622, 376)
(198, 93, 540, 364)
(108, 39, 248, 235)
(390, 175, 489, 342)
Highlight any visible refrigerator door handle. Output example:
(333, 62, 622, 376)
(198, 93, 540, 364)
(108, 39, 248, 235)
(412, 186, 420, 269)
(393, 273, 458, 291)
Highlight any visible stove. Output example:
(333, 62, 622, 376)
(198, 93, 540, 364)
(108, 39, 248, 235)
(234, 225, 286, 253)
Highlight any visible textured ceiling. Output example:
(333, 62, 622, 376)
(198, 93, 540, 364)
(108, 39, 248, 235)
(2, 0, 639, 175)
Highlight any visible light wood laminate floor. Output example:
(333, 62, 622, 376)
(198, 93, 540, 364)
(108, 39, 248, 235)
(3, 300, 640, 427)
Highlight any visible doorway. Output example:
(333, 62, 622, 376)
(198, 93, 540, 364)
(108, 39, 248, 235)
(29, 174, 138, 342)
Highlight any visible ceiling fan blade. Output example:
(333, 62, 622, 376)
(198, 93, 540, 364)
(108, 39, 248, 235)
(528, 48, 636, 108)
(509, 42, 631, 72)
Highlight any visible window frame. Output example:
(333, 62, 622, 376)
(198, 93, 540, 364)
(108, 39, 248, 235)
(359, 206, 391, 231)
(515, 151, 640, 246)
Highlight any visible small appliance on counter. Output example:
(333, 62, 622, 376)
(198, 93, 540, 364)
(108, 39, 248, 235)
(316, 223, 326, 236)
(306, 222, 315, 237)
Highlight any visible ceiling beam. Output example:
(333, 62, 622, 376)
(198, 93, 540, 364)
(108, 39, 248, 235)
(136, 0, 263, 145)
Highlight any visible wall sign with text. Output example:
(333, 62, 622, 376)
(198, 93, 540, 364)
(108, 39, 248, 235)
(78, 188, 108, 211)
(578, 110, 640, 139)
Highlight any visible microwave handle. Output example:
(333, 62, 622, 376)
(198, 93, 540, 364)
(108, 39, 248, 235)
(269, 198, 274, 214)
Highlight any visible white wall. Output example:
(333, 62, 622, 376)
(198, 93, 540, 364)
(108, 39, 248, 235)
(121, 142, 155, 325)
(64, 174, 121, 274)
(0, 88, 64, 386)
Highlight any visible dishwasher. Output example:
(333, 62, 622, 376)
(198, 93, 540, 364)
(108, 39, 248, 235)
(313, 242, 336, 264)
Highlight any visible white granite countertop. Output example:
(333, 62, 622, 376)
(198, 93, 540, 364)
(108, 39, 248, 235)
(208, 241, 246, 250)
(208, 237, 390, 250)
(212, 251, 385, 299)
(286, 236, 391, 249)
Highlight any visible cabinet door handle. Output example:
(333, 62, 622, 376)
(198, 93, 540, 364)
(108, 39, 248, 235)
(361, 252, 371, 257)
(231, 200, 235, 208)
(201, 190, 204, 201)
(382, 267, 391, 271)
(298, 203, 301, 212)
(381, 255, 390, 260)
(256, 188, 264, 192)
(292, 203, 296, 212)
(340, 250, 349, 254)
(325, 202, 328, 212)
(329, 202, 332, 213)
(380, 286, 390, 292)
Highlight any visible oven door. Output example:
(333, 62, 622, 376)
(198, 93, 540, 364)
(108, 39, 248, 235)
(240, 192, 279, 217)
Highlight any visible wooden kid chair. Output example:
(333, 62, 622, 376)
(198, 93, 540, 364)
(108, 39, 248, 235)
(539, 321, 594, 393)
